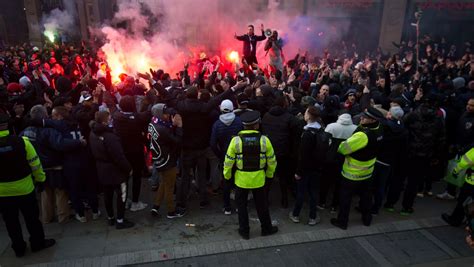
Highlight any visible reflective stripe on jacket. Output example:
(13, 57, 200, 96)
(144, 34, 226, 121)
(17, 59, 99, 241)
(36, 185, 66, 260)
(0, 130, 45, 197)
(223, 130, 277, 189)
(454, 147, 474, 186)
(338, 131, 376, 181)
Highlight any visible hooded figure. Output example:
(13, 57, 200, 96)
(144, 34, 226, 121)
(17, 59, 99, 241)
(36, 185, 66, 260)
(210, 99, 243, 161)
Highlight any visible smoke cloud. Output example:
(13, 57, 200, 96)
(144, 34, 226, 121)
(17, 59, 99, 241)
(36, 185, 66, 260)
(95, 0, 354, 80)
(41, 0, 77, 42)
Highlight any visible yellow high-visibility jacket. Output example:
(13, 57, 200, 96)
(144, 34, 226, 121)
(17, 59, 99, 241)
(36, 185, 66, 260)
(223, 130, 277, 189)
(454, 147, 474, 186)
(0, 130, 45, 197)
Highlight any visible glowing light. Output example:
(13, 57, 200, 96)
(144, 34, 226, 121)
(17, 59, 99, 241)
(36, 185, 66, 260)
(318, 31, 324, 37)
(44, 30, 55, 42)
(227, 51, 240, 64)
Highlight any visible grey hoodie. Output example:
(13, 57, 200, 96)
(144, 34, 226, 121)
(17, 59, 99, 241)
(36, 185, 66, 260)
(325, 113, 357, 140)
(219, 112, 236, 126)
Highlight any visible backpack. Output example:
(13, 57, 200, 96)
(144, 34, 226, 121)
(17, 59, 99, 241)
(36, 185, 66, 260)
(307, 127, 331, 166)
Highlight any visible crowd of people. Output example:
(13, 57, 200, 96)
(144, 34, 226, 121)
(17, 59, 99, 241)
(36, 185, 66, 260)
(0, 26, 473, 256)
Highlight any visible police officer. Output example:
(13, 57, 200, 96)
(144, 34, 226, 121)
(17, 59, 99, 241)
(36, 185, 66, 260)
(331, 107, 384, 230)
(0, 113, 55, 257)
(442, 146, 474, 227)
(223, 110, 278, 239)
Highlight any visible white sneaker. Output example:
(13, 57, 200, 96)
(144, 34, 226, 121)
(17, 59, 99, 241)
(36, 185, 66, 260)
(75, 214, 87, 223)
(416, 193, 424, 198)
(436, 191, 455, 200)
(223, 208, 232, 215)
(130, 202, 148, 212)
(92, 210, 101, 220)
(308, 215, 321, 226)
(289, 212, 300, 223)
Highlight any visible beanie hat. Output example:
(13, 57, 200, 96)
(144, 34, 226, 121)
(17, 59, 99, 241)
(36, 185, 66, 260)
(389, 106, 404, 120)
(452, 77, 466, 90)
(151, 103, 166, 117)
(6, 83, 22, 94)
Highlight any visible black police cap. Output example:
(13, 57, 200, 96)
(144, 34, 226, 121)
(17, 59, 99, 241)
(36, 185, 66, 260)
(240, 110, 261, 126)
(362, 106, 384, 120)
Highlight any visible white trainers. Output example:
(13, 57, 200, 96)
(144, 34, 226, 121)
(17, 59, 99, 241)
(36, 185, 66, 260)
(75, 214, 87, 223)
(223, 207, 232, 215)
(436, 191, 455, 200)
(130, 202, 148, 212)
(308, 215, 321, 226)
(289, 212, 300, 223)
(416, 193, 424, 198)
(92, 210, 101, 220)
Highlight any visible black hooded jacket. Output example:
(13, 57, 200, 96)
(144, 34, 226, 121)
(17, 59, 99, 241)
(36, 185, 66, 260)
(404, 104, 446, 158)
(89, 122, 131, 185)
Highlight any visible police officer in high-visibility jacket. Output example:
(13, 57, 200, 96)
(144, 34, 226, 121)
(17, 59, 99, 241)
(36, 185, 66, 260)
(0, 113, 56, 257)
(442, 146, 474, 227)
(224, 110, 278, 240)
(331, 107, 384, 230)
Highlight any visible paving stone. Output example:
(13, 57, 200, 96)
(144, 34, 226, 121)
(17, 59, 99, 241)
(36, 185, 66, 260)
(364, 230, 451, 265)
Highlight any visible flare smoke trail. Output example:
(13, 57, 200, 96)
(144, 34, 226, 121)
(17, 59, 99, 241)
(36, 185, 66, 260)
(95, 0, 354, 80)
(41, 0, 77, 43)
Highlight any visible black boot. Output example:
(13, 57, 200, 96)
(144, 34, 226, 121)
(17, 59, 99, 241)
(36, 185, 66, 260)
(31, 239, 56, 253)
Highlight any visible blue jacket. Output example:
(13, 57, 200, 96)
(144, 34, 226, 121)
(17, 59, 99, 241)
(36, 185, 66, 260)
(210, 114, 243, 161)
(21, 126, 82, 168)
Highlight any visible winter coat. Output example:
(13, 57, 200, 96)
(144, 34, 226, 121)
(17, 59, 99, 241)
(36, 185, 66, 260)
(72, 103, 99, 139)
(20, 126, 82, 168)
(175, 89, 234, 150)
(148, 117, 183, 172)
(89, 122, 132, 185)
(261, 106, 299, 157)
(377, 118, 409, 177)
(112, 110, 151, 154)
(296, 123, 330, 175)
(42, 119, 96, 182)
(456, 111, 474, 152)
(210, 113, 243, 160)
(404, 104, 446, 158)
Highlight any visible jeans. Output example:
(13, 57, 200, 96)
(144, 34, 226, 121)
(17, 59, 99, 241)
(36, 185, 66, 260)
(125, 152, 145, 202)
(176, 148, 208, 207)
(275, 155, 293, 205)
(204, 147, 221, 190)
(66, 164, 98, 217)
(292, 171, 319, 219)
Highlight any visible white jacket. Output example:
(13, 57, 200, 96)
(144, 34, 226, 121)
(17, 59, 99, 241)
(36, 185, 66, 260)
(325, 113, 357, 140)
